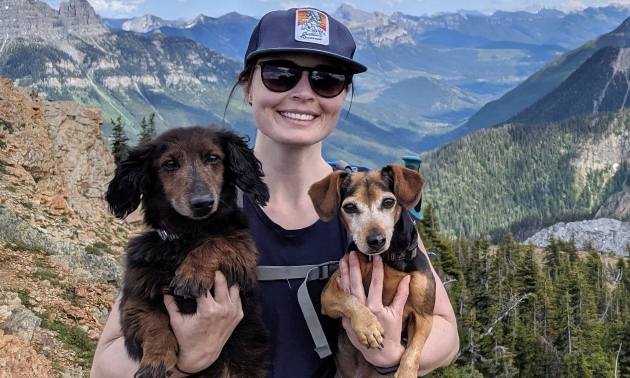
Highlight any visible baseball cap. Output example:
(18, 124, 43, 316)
(245, 8, 367, 74)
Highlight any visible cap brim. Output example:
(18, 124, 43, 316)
(247, 47, 367, 74)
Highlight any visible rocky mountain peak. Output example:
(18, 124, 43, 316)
(611, 16, 630, 35)
(0, 0, 108, 38)
(342, 11, 416, 48)
(122, 13, 184, 33)
(333, 3, 375, 23)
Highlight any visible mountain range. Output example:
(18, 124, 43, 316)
(100, 2, 630, 155)
(450, 16, 630, 149)
(3, 0, 630, 168)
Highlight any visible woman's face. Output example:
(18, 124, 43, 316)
(243, 52, 351, 148)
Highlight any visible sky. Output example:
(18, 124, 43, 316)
(41, 0, 630, 20)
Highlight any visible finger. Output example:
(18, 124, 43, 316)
(212, 270, 230, 303)
(163, 293, 178, 314)
(366, 255, 384, 310)
(338, 257, 350, 293)
(348, 251, 366, 303)
(228, 282, 241, 305)
(390, 275, 411, 311)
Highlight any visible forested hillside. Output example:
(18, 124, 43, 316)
(420, 111, 630, 240)
(506, 47, 630, 126)
(419, 206, 630, 377)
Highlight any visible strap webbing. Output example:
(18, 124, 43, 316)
(258, 261, 339, 359)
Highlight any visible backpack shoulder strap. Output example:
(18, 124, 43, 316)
(257, 261, 338, 359)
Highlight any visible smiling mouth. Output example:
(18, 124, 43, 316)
(280, 111, 315, 121)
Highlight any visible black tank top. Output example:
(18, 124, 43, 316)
(243, 194, 346, 378)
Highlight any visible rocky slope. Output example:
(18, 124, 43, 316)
(0, 0, 108, 38)
(526, 218, 630, 256)
(0, 78, 135, 377)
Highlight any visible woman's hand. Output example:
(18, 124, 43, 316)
(164, 270, 243, 375)
(336, 251, 410, 368)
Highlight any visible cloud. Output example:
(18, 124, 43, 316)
(89, 0, 145, 17)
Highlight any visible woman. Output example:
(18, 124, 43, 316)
(91, 7, 459, 378)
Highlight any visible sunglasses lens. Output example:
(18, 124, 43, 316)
(259, 62, 348, 98)
(310, 71, 347, 98)
(261, 64, 300, 92)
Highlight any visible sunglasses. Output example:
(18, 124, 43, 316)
(257, 60, 351, 98)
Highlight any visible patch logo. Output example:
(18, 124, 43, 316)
(295, 9, 329, 46)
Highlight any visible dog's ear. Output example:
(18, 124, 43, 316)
(105, 143, 153, 219)
(381, 165, 425, 210)
(222, 131, 270, 206)
(308, 171, 346, 222)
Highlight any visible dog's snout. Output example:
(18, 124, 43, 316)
(190, 195, 215, 211)
(366, 233, 386, 250)
(189, 180, 215, 214)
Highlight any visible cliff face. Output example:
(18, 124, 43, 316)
(0, 77, 114, 219)
(0, 79, 133, 376)
(0, 0, 108, 38)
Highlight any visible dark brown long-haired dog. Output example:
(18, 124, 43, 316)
(106, 125, 269, 378)
(308, 165, 436, 378)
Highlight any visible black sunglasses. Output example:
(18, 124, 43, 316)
(257, 60, 351, 98)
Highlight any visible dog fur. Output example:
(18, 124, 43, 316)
(106, 125, 269, 378)
(308, 165, 436, 378)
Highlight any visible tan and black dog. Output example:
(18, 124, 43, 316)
(308, 164, 436, 378)
(106, 126, 269, 378)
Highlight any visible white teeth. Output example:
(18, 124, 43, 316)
(281, 112, 315, 121)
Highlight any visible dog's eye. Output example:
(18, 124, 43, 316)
(342, 203, 358, 214)
(163, 160, 179, 170)
(204, 154, 221, 165)
(382, 198, 396, 209)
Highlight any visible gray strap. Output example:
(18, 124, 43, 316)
(257, 265, 321, 280)
(236, 187, 244, 209)
(257, 261, 339, 359)
(297, 265, 333, 358)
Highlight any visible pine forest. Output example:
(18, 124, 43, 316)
(420, 204, 630, 377)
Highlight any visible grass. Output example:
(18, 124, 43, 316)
(39, 311, 96, 370)
(0, 158, 8, 174)
(85, 241, 115, 256)
(33, 269, 60, 287)
(4, 241, 45, 255)
(15, 288, 31, 307)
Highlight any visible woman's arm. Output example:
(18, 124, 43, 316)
(338, 238, 459, 375)
(90, 271, 243, 378)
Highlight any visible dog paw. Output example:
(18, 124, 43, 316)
(171, 271, 214, 299)
(351, 313, 384, 349)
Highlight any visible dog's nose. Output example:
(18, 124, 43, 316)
(366, 233, 386, 250)
(190, 195, 215, 211)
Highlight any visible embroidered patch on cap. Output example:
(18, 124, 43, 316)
(294, 9, 329, 46)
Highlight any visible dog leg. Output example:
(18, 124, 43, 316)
(321, 270, 385, 349)
(171, 242, 218, 299)
(172, 232, 259, 299)
(121, 299, 179, 378)
(395, 312, 432, 378)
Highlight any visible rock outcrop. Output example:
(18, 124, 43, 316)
(596, 187, 630, 221)
(526, 218, 630, 256)
(0, 0, 108, 38)
(0, 78, 134, 376)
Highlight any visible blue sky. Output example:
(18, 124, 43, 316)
(42, 0, 630, 20)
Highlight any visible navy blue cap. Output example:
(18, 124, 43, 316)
(245, 8, 367, 74)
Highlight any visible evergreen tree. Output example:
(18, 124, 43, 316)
(110, 115, 129, 164)
(138, 112, 156, 144)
